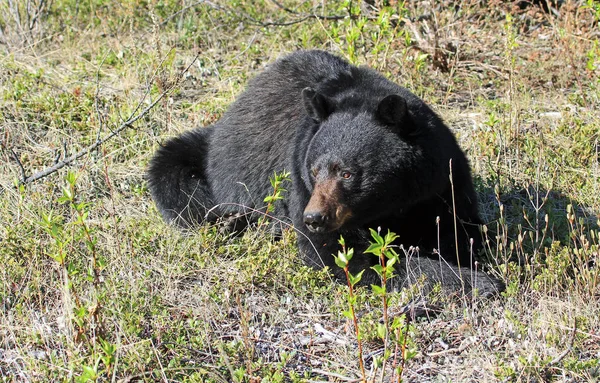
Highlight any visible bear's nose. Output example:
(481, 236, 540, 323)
(304, 212, 326, 233)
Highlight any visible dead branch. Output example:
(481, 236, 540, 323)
(159, 0, 347, 28)
(5, 0, 47, 44)
(10, 149, 27, 182)
(26, 0, 46, 33)
(12, 55, 199, 185)
(268, 0, 347, 22)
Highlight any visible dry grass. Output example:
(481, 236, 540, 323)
(1, 0, 600, 381)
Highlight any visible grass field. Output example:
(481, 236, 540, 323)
(1, 1, 600, 381)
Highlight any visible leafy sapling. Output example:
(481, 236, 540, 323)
(334, 236, 367, 380)
(365, 228, 400, 377)
(257, 171, 290, 228)
(336, 229, 417, 382)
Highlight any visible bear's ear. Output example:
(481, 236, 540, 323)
(376, 94, 410, 129)
(302, 87, 334, 122)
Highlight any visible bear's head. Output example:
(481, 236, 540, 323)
(300, 87, 448, 234)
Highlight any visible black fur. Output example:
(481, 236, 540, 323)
(147, 50, 504, 296)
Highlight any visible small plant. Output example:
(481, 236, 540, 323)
(99, 338, 118, 378)
(333, 236, 367, 380)
(258, 171, 290, 228)
(41, 171, 115, 380)
(391, 313, 417, 382)
(367, 229, 417, 382)
(365, 228, 399, 374)
(336, 230, 417, 382)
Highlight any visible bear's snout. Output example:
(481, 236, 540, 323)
(303, 178, 352, 233)
(303, 211, 327, 233)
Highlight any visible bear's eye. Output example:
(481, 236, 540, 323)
(341, 171, 352, 180)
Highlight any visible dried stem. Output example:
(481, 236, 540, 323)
(13, 55, 199, 185)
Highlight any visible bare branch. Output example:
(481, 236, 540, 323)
(27, 0, 46, 32)
(17, 54, 199, 185)
(159, 0, 347, 29)
(269, 0, 346, 21)
(250, 0, 348, 26)
(10, 149, 27, 183)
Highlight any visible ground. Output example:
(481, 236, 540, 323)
(1, 1, 599, 382)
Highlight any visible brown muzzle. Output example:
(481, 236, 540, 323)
(303, 178, 352, 233)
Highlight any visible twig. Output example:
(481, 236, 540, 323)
(14, 55, 199, 184)
(159, 0, 347, 29)
(269, 0, 347, 21)
(10, 149, 27, 181)
(18, 99, 158, 184)
(27, 0, 46, 32)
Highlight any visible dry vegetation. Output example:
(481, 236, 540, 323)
(1, 0, 599, 382)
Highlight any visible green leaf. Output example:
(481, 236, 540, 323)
(349, 269, 364, 286)
(337, 250, 348, 265)
(346, 247, 354, 261)
(373, 355, 384, 368)
(371, 264, 384, 275)
(51, 224, 61, 238)
(75, 305, 88, 318)
(65, 170, 77, 185)
(365, 242, 382, 255)
(371, 284, 385, 295)
(385, 247, 399, 260)
(49, 252, 65, 263)
(333, 254, 346, 269)
(57, 195, 69, 204)
(377, 323, 387, 339)
(76, 365, 97, 383)
(369, 228, 384, 245)
(386, 256, 397, 268)
(60, 186, 72, 201)
(348, 295, 357, 306)
(391, 316, 404, 330)
(384, 229, 399, 244)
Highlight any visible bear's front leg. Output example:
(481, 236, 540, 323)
(392, 254, 505, 297)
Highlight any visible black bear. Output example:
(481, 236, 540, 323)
(148, 50, 503, 296)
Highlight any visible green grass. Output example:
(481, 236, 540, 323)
(1, 1, 600, 381)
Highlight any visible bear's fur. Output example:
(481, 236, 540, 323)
(148, 50, 504, 296)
